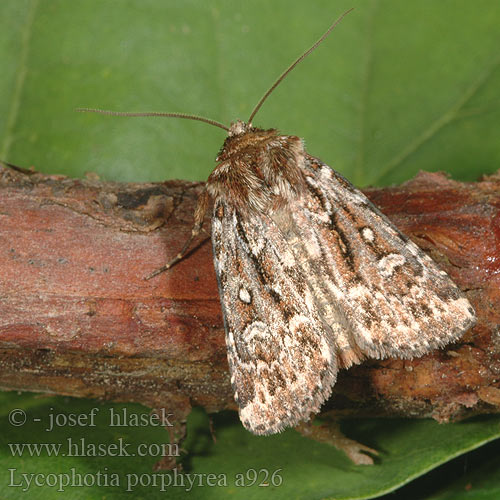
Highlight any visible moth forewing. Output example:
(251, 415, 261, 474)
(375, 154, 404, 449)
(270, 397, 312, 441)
(284, 158, 476, 364)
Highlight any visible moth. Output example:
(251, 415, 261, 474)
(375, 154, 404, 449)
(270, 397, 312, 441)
(79, 9, 476, 435)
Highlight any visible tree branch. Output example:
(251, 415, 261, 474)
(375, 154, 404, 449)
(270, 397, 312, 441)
(1, 163, 499, 425)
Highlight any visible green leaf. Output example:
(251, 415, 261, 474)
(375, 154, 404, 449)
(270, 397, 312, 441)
(1, 392, 500, 499)
(424, 442, 500, 500)
(1, 0, 499, 185)
(377, 439, 500, 500)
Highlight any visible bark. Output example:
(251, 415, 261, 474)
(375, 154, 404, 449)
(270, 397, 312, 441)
(0, 162, 499, 426)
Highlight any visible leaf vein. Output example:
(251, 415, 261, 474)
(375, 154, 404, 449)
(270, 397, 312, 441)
(0, 0, 39, 159)
(376, 52, 500, 182)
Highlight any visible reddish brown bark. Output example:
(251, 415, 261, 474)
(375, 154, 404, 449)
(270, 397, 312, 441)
(0, 163, 499, 425)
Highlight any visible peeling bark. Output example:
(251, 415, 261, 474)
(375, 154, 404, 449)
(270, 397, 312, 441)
(0, 163, 499, 426)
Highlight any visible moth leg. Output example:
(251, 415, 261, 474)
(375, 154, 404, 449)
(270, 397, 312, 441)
(295, 420, 378, 465)
(145, 188, 211, 280)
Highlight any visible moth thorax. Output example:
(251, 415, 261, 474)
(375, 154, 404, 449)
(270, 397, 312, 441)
(228, 120, 249, 137)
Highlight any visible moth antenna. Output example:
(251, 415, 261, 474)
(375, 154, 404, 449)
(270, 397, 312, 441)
(247, 8, 354, 126)
(76, 108, 230, 132)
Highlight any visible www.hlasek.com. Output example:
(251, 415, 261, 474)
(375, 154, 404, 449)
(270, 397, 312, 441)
(8, 468, 284, 492)
(8, 437, 178, 458)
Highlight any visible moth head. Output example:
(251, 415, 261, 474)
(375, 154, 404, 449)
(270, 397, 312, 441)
(228, 120, 250, 137)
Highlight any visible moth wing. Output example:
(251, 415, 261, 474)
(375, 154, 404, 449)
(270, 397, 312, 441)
(212, 200, 338, 435)
(279, 158, 476, 368)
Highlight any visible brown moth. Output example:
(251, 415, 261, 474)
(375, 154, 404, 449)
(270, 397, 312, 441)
(79, 9, 476, 435)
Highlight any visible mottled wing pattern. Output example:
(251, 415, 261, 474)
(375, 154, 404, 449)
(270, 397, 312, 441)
(278, 156, 476, 368)
(211, 199, 338, 435)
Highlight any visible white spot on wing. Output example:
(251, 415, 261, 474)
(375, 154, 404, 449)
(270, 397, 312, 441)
(378, 253, 406, 277)
(239, 287, 252, 304)
(361, 227, 374, 242)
